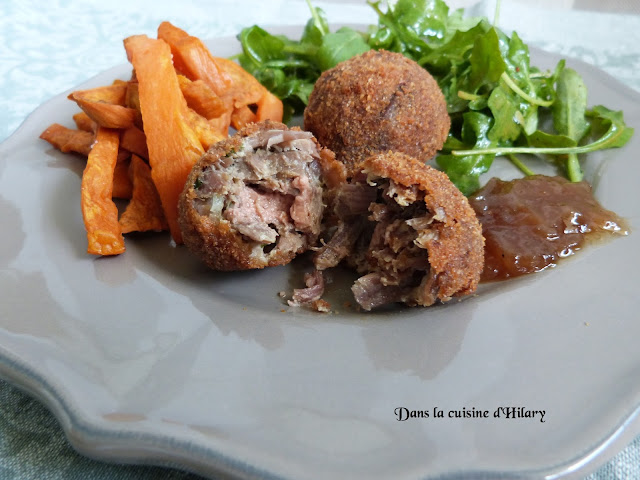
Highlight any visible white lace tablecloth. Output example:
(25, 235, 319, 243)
(1, 1, 639, 478)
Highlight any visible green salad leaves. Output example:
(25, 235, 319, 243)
(236, 0, 633, 195)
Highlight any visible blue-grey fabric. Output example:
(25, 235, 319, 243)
(0, 380, 201, 479)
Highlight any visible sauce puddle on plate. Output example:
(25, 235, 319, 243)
(468, 175, 629, 282)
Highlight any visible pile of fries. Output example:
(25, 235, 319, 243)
(40, 21, 283, 255)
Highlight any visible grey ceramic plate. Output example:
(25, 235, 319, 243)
(0, 26, 639, 480)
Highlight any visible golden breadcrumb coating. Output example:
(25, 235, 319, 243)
(304, 50, 450, 174)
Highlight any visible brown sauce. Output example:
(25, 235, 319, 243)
(468, 175, 629, 282)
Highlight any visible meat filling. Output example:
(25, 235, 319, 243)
(315, 176, 442, 310)
(355, 179, 437, 310)
(192, 129, 324, 264)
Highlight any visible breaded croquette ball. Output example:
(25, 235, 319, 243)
(178, 120, 343, 271)
(313, 151, 484, 310)
(303, 50, 450, 174)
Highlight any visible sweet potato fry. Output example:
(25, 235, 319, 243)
(74, 101, 138, 129)
(44, 22, 284, 256)
(124, 34, 205, 244)
(208, 109, 232, 137)
(69, 84, 138, 129)
(40, 123, 94, 156)
(124, 81, 144, 129)
(157, 22, 232, 96)
(228, 84, 283, 128)
(119, 155, 169, 233)
(112, 153, 133, 199)
(157, 22, 277, 126)
(185, 108, 226, 150)
(73, 112, 97, 132)
(70, 84, 127, 105)
(120, 125, 148, 159)
(230, 105, 257, 130)
(125, 80, 140, 111)
(255, 89, 284, 123)
(213, 56, 266, 109)
(81, 127, 125, 255)
(177, 75, 227, 120)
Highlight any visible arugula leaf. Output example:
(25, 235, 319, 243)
(469, 28, 506, 92)
(487, 83, 523, 143)
(525, 130, 577, 149)
(391, 0, 450, 43)
(533, 59, 565, 105)
(317, 27, 371, 71)
(418, 20, 489, 75)
(452, 106, 633, 156)
(553, 69, 589, 137)
(552, 67, 590, 181)
(301, 2, 329, 45)
(587, 105, 634, 148)
(367, 0, 433, 58)
(367, 24, 396, 50)
(239, 26, 286, 67)
(438, 112, 496, 194)
(504, 31, 530, 83)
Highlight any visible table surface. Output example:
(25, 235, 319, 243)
(1, 1, 639, 479)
